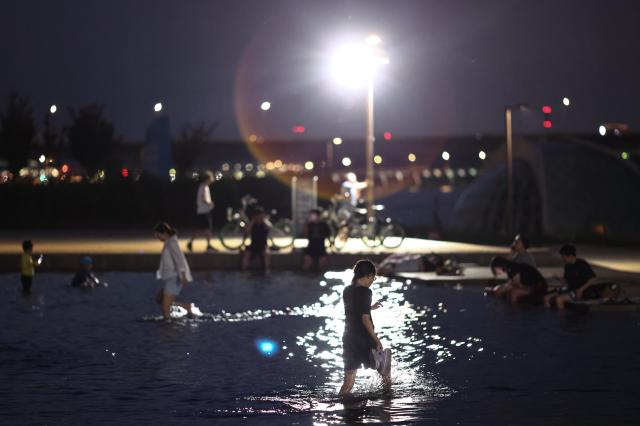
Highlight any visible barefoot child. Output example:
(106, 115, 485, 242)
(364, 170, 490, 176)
(154, 223, 194, 320)
(339, 260, 391, 396)
(241, 207, 272, 273)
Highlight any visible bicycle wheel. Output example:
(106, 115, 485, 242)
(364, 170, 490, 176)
(270, 218, 295, 249)
(380, 221, 406, 249)
(332, 224, 350, 251)
(219, 220, 247, 250)
(361, 228, 382, 248)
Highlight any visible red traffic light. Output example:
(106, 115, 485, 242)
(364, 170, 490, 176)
(292, 125, 305, 134)
(542, 105, 552, 114)
(383, 131, 392, 141)
(543, 120, 552, 129)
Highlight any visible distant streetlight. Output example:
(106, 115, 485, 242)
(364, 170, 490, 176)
(332, 137, 343, 145)
(304, 161, 314, 170)
(49, 105, 57, 114)
(154, 102, 163, 112)
(505, 103, 529, 235)
(562, 97, 570, 107)
(408, 153, 416, 162)
(342, 157, 352, 167)
(478, 150, 487, 160)
(441, 151, 450, 161)
(331, 35, 389, 221)
(38, 154, 46, 164)
(260, 101, 271, 111)
(374, 155, 382, 164)
(598, 125, 607, 136)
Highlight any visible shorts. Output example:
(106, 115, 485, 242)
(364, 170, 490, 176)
(342, 332, 376, 371)
(195, 212, 212, 231)
(21, 275, 33, 294)
(304, 241, 327, 259)
(162, 277, 182, 296)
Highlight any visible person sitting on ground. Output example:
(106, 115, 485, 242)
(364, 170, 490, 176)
(510, 234, 536, 267)
(544, 244, 603, 310)
(154, 222, 194, 320)
(490, 256, 547, 304)
(241, 206, 272, 273)
(71, 256, 105, 288)
(302, 208, 331, 272)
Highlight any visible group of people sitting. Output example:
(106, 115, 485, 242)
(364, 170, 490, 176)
(490, 235, 614, 308)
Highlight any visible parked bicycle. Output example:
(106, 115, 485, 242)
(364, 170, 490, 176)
(219, 195, 294, 251)
(326, 200, 405, 250)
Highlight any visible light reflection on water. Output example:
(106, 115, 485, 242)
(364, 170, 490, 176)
(181, 270, 487, 423)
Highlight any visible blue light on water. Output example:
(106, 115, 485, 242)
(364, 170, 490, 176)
(256, 339, 279, 357)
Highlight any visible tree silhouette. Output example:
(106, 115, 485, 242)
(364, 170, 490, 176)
(67, 105, 120, 174)
(173, 121, 218, 173)
(0, 91, 36, 173)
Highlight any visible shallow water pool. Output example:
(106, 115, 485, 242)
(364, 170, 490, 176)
(1, 271, 639, 425)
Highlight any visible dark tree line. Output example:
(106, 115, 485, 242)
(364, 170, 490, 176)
(0, 91, 218, 176)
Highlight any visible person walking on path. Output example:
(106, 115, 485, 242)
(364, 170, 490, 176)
(154, 223, 194, 320)
(339, 260, 391, 395)
(187, 171, 216, 252)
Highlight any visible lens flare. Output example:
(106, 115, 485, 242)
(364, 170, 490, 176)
(256, 339, 279, 357)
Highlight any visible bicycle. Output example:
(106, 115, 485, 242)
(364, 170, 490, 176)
(328, 201, 406, 250)
(219, 195, 295, 251)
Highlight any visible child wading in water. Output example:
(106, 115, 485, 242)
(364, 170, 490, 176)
(21, 240, 42, 295)
(339, 260, 391, 395)
(154, 223, 194, 320)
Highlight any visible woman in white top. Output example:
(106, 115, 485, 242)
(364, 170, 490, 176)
(154, 222, 194, 320)
(187, 171, 215, 252)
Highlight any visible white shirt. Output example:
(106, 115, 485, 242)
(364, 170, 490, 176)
(196, 183, 213, 214)
(157, 236, 193, 282)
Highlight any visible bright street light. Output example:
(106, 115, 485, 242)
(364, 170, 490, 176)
(260, 101, 271, 111)
(442, 151, 450, 161)
(562, 97, 570, 106)
(154, 102, 163, 112)
(332, 137, 343, 145)
(49, 105, 57, 114)
(341, 157, 352, 167)
(331, 34, 388, 222)
(479, 150, 487, 160)
(599, 125, 607, 136)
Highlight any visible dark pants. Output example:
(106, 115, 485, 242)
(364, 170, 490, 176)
(21, 275, 33, 294)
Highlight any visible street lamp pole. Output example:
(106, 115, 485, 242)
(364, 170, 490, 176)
(505, 106, 513, 236)
(366, 72, 375, 222)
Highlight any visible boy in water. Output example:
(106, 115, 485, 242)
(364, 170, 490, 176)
(71, 256, 105, 288)
(302, 208, 331, 272)
(339, 260, 391, 395)
(544, 244, 600, 310)
(490, 256, 547, 304)
(21, 240, 42, 294)
(242, 206, 272, 273)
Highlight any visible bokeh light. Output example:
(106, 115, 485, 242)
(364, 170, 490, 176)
(341, 157, 352, 167)
(256, 338, 278, 357)
(260, 101, 271, 111)
(154, 102, 163, 112)
(478, 150, 486, 160)
(441, 151, 450, 161)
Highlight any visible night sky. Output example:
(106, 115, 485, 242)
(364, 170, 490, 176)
(2, 0, 639, 141)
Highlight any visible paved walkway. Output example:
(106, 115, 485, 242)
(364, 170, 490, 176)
(0, 231, 638, 274)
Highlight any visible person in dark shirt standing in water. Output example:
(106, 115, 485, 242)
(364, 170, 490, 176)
(544, 244, 599, 309)
(490, 256, 547, 304)
(302, 208, 331, 272)
(339, 260, 391, 396)
(241, 206, 272, 273)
